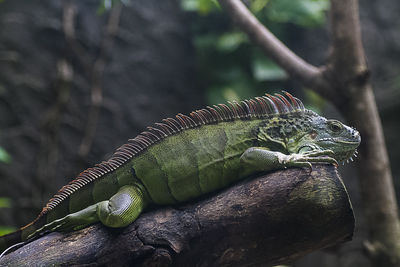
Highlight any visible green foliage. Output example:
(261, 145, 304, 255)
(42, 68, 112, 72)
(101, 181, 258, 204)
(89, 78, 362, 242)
(0, 197, 11, 208)
(0, 198, 14, 235)
(0, 148, 13, 234)
(262, 0, 330, 27)
(97, 0, 126, 14)
(180, 0, 329, 104)
(252, 57, 287, 81)
(216, 32, 248, 52)
(181, 0, 220, 14)
(304, 88, 326, 114)
(249, 0, 270, 13)
(0, 147, 11, 164)
(0, 226, 15, 236)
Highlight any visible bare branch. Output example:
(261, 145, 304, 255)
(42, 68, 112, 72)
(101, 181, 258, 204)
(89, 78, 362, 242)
(0, 165, 354, 266)
(329, 0, 400, 265)
(218, 0, 328, 92)
(62, 0, 123, 157)
(62, 0, 92, 77)
(347, 86, 400, 266)
(216, 0, 400, 265)
(329, 0, 369, 92)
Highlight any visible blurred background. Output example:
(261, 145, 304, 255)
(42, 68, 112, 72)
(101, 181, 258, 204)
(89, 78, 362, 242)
(0, 0, 398, 266)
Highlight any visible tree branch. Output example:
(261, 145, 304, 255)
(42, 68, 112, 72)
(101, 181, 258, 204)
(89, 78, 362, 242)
(329, 0, 368, 94)
(329, 1, 400, 265)
(218, 0, 400, 265)
(218, 0, 329, 93)
(0, 165, 354, 266)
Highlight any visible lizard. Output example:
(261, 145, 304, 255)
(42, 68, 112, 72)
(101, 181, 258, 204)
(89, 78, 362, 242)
(0, 92, 361, 255)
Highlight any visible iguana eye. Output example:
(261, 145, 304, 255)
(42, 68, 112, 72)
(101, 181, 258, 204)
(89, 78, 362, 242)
(327, 120, 343, 133)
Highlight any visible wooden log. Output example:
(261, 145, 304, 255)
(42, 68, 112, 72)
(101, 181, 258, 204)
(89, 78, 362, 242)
(0, 164, 354, 266)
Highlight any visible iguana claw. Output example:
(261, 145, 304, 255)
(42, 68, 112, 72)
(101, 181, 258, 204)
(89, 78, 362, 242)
(283, 149, 338, 170)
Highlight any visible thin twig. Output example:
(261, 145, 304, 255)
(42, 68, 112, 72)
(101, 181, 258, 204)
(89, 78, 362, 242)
(78, 3, 122, 157)
(62, 0, 123, 157)
(36, 59, 73, 206)
(62, 0, 92, 78)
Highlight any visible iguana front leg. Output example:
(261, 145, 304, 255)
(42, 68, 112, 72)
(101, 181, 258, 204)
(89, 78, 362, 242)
(239, 147, 337, 177)
(27, 185, 148, 239)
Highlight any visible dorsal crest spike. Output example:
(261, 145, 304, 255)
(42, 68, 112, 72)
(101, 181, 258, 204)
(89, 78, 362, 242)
(200, 108, 215, 123)
(207, 106, 223, 122)
(248, 99, 261, 117)
(294, 97, 305, 110)
(40, 91, 308, 216)
(162, 118, 180, 132)
(218, 104, 232, 120)
(266, 94, 289, 113)
(136, 135, 152, 146)
(275, 93, 294, 111)
(190, 111, 204, 125)
(176, 114, 189, 129)
(148, 126, 168, 137)
(227, 101, 240, 119)
(282, 91, 298, 109)
(142, 131, 160, 141)
(233, 102, 246, 118)
(240, 101, 251, 118)
(180, 114, 197, 127)
(244, 100, 255, 116)
(154, 123, 173, 135)
(213, 105, 226, 120)
(255, 97, 268, 115)
(195, 110, 208, 124)
(262, 96, 279, 114)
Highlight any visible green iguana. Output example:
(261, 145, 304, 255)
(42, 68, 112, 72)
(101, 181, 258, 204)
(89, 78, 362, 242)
(0, 92, 360, 255)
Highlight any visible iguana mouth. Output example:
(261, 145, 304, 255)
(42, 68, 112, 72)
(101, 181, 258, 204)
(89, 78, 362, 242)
(335, 139, 360, 145)
(339, 149, 359, 165)
(316, 137, 360, 162)
(318, 137, 360, 146)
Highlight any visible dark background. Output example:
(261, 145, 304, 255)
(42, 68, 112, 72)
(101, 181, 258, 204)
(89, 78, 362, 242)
(0, 0, 398, 266)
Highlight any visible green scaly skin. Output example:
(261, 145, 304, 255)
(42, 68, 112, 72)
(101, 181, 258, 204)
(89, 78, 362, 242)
(0, 94, 361, 255)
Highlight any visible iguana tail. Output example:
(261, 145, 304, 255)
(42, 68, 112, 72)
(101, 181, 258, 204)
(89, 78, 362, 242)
(0, 229, 23, 255)
(0, 214, 46, 254)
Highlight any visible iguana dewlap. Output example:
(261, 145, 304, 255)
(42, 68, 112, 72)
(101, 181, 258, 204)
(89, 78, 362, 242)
(0, 92, 360, 253)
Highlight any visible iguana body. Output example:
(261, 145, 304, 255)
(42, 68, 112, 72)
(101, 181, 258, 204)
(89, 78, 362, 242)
(0, 92, 360, 254)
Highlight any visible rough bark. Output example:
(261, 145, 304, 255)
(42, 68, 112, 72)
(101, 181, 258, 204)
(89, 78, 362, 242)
(218, 0, 400, 265)
(0, 165, 354, 267)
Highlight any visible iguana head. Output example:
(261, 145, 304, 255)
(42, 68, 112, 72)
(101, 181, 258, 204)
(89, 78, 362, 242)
(287, 112, 361, 163)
